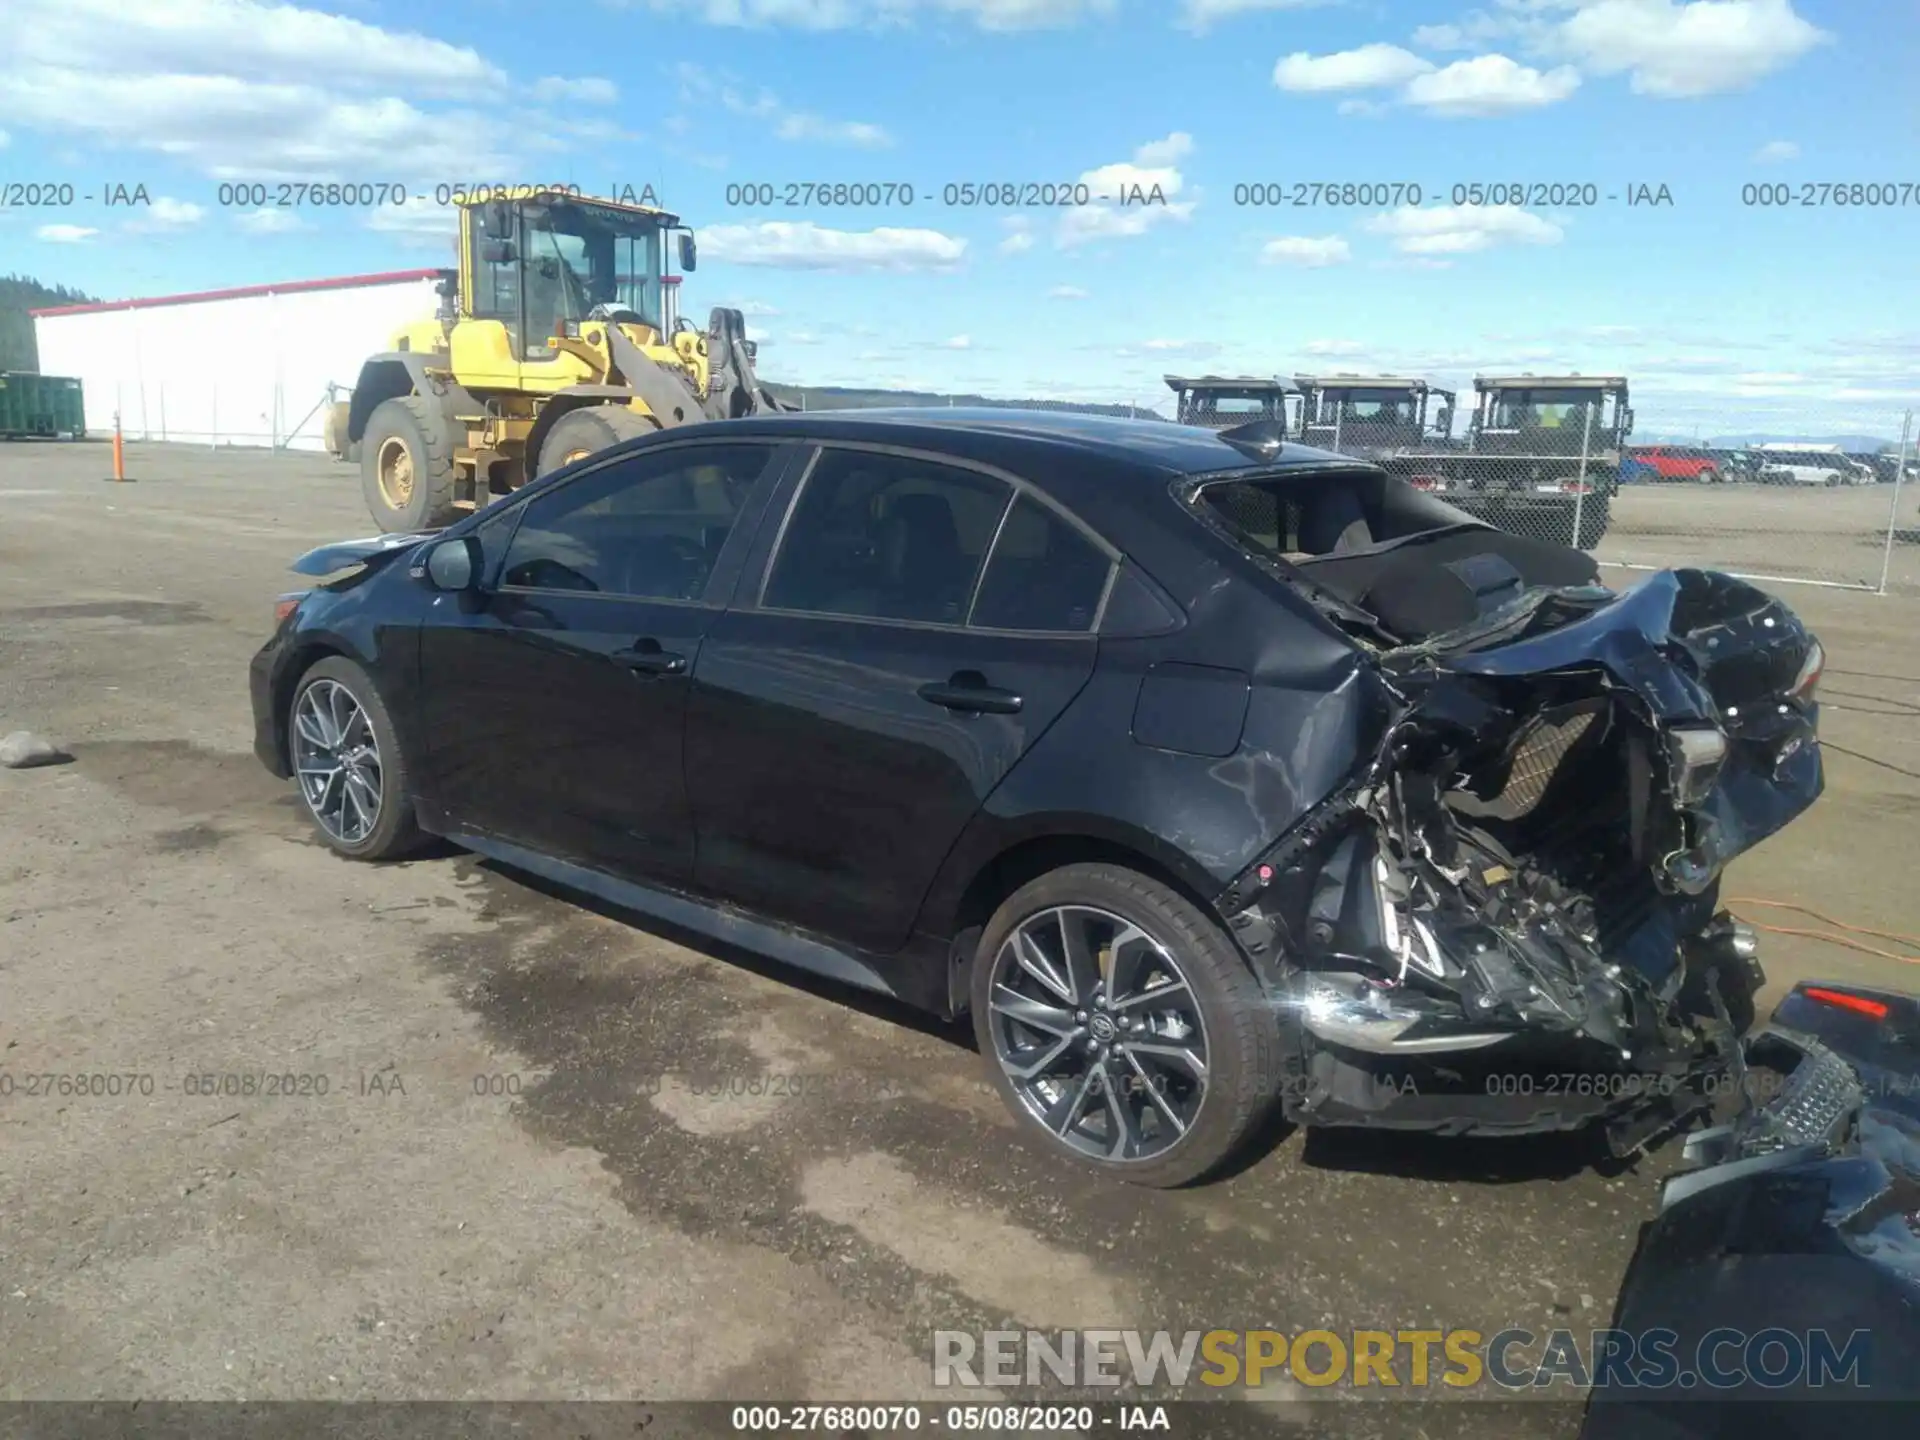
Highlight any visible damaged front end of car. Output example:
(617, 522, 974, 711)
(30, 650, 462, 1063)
(1220, 567, 1826, 1154)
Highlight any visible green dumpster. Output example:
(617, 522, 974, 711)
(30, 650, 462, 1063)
(0, 372, 87, 439)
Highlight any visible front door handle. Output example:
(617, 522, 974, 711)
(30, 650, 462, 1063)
(918, 674, 1023, 715)
(611, 639, 688, 676)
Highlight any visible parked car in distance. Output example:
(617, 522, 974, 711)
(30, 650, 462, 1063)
(1753, 443, 1875, 487)
(1631, 445, 1727, 483)
(252, 409, 1826, 1187)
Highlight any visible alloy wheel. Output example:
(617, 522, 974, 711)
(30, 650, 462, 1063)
(985, 905, 1210, 1164)
(293, 678, 384, 845)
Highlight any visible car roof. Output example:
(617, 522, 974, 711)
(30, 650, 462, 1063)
(667, 405, 1370, 481)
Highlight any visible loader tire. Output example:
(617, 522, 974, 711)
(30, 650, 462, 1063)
(536, 405, 657, 479)
(361, 396, 458, 532)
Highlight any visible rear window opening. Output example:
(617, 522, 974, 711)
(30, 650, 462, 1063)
(1191, 467, 1602, 645)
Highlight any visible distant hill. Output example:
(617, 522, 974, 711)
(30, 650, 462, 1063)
(0, 274, 97, 371)
(763, 382, 1167, 421)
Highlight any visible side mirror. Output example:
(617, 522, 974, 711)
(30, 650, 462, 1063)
(677, 232, 697, 272)
(480, 238, 516, 265)
(425, 536, 483, 592)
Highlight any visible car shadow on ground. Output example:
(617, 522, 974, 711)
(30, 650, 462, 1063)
(463, 853, 970, 1048)
(455, 849, 1683, 1193)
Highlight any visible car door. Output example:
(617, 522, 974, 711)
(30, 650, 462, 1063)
(415, 436, 788, 884)
(684, 443, 1117, 955)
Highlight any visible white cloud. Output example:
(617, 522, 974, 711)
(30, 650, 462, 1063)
(1260, 234, 1351, 267)
(1127, 338, 1222, 357)
(702, 220, 967, 271)
(125, 196, 206, 232)
(722, 299, 783, 317)
(532, 75, 618, 104)
(1178, 0, 1338, 33)
(678, 62, 893, 147)
(1302, 338, 1368, 357)
(363, 194, 460, 254)
(0, 0, 526, 178)
(1056, 132, 1197, 248)
(234, 207, 307, 235)
(1753, 138, 1800, 163)
(1365, 203, 1565, 254)
(1554, 0, 1829, 97)
(1402, 54, 1581, 114)
(36, 223, 97, 242)
(1274, 44, 1434, 92)
(1134, 132, 1193, 167)
(774, 113, 892, 146)
(1410, 23, 1473, 50)
(610, 0, 1115, 30)
(1048, 285, 1089, 299)
(940, 335, 973, 349)
(1000, 231, 1035, 253)
(0, 129, 9, 147)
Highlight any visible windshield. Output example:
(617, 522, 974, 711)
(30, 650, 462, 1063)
(522, 201, 667, 335)
(1314, 390, 1418, 425)
(1188, 392, 1283, 416)
(1485, 388, 1618, 430)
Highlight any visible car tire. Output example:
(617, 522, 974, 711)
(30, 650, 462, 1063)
(970, 862, 1281, 1188)
(361, 395, 458, 532)
(1700, 468, 1720, 485)
(536, 405, 656, 479)
(287, 657, 426, 863)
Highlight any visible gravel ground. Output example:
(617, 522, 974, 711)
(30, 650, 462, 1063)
(2, 441, 1917, 1435)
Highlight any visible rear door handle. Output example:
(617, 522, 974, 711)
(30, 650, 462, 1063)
(918, 677, 1023, 715)
(611, 640, 688, 676)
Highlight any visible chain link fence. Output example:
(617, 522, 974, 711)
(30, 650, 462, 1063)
(780, 385, 1919, 598)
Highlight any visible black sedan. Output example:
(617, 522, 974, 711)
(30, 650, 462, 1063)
(252, 408, 1830, 1187)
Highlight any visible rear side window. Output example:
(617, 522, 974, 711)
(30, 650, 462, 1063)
(969, 495, 1112, 632)
(762, 449, 1011, 624)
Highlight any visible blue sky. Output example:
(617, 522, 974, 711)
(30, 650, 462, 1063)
(2, 0, 1916, 434)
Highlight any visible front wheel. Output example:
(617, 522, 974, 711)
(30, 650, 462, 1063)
(1700, 468, 1721, 485)
(536, 405, 657, 479)
(288, 658, 426, 861)
(360, 396, 457, 531)
(970, 863, 1281, 1188)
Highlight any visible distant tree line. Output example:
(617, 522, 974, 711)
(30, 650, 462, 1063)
(0, 274, 97, 372)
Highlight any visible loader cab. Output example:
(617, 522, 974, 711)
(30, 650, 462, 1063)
(1470, 376, 1633, 457)
(1165, 375, 1301, 435)
(1294, 376, 1450, 455)
(455, 192, 682, 385)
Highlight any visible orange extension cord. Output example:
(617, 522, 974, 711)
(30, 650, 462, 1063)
(1726, 897, 1920, 967)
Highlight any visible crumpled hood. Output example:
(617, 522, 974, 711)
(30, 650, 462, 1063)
(289, 532, 435, 577)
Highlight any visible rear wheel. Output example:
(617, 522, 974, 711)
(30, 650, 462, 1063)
(287, 657, 425, 862)
(360, 396, 457, 531)
(1700, 468, 1721, 485)
(536, 405, 656, 479)
(970, 863, 1280, 1188)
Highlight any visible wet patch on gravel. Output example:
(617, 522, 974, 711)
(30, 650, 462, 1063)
(419, 853, 1669, 1418)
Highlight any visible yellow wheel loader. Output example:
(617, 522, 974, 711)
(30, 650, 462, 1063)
(332, 188, 790, 532)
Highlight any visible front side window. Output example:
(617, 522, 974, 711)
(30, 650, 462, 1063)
(762, 450, 1012, 624)
(500, 443, 773, 599)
